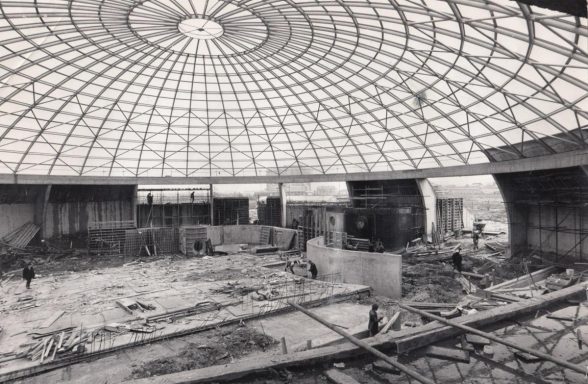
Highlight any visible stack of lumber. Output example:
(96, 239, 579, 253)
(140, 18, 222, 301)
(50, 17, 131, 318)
(1, 222, 39, 249)
(26, 327, 88, 363)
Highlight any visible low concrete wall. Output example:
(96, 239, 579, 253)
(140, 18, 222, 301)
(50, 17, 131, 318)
(205, 225, 297, 250)
(307, 237, 401, 298)
(223, 225, 262, 244)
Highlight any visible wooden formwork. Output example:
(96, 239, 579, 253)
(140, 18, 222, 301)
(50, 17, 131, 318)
(436, 198, 464, 235)
(179, 226, 208, 255)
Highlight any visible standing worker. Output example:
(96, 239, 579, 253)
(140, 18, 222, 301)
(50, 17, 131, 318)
(190, 191, 195, 204)
(374, 239, 385, 253)
(285, 258, 298, 274)
(452, 247, 463, 274)
(22, 262, 35, 289)
(147, 192, 153, 206)
(308, 260, 318, 279)
(368, 304, 383, 336)
(473, 230, 479, 250)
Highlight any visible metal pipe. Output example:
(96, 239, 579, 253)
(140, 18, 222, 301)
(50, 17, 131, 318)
(288, 301, 434, 384)
(399, 303, 586, 374)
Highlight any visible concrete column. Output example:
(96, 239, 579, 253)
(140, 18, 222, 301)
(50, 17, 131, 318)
(416, 179, 437, 242)
(209, 184, 214, 226)
(279, 182, 287, 228)
(131, 184, 138, 227)
(39, 185, 52, 239)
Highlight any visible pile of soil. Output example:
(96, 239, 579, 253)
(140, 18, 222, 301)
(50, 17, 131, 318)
(402, 263, 463, 303)
(130, 325, 278, 379)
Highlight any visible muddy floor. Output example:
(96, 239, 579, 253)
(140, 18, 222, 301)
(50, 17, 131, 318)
(129, 324, 277, 379)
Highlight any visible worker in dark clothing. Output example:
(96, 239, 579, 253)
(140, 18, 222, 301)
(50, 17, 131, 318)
(190, 191, 195, 204)
(368, 304, 383, 337)
(40, 239, 49, 256)
(473, 231, 480, 250)
(22, 262, 35, 289)
(452, 247, 463, 274)
(374, 239, 385, 253)
(308, 260, 318, 279)
(285, 258, 298, 274)
(147, 192, 153, 206)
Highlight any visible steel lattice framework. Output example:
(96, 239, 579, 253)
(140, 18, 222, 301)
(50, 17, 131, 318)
(0, 0, 586, 178)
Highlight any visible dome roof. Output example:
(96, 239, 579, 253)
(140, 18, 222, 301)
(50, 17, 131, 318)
(0, 0, 586, 178)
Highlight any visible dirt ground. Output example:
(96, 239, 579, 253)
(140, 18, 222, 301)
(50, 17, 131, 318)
(0, 247, 159, 276)
(129, 324, 277, 379)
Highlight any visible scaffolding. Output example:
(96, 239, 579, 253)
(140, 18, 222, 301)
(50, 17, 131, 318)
(506, 200, 588, 262)
(137, 187, 212, 228)
(436, 198, 464, 235)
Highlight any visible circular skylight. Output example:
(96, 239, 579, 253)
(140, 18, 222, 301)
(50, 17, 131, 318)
(0, 0, 586, 178)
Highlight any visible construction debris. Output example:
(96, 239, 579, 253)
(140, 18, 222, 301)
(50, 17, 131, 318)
(324, 369, 361, 384)
(426, 346, 470, 363)
(1, 222, 39, 249)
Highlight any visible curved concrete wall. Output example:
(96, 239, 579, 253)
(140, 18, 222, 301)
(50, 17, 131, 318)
(307, 237, 401, 298)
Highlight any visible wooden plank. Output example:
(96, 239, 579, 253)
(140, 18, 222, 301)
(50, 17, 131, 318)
(487, 266, 559, 292)
(324, 369, 361, 384)
(116, 300, 134, 315)
(465, 334, 490, 346)
(546, 314, 575, 322)
(490, 292, 521, 302)
(515, 351, 542, 363)
(43, 338, 54, 359)
(461, 271, 484, 279)
(457, 275, 477, 294)
(381, 312, 401, 334)
(41, 310, 65, 329)
(372, 360, 400, 374)
(426, 346, 470, 363)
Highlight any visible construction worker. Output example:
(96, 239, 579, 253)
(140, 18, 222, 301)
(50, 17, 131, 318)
(190, 191, 195, 204)
(308, 260, 318, 279)
(285, 258, 298, 274)
(368, 304, 383, 336)
(40, 239, 49, 255)
(473, 230, 480, 250)
(452, 247, 463, 274)
(374, 239, 385, 253)
(147, 192, 153, 206)
(22, 262, 35, 289)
